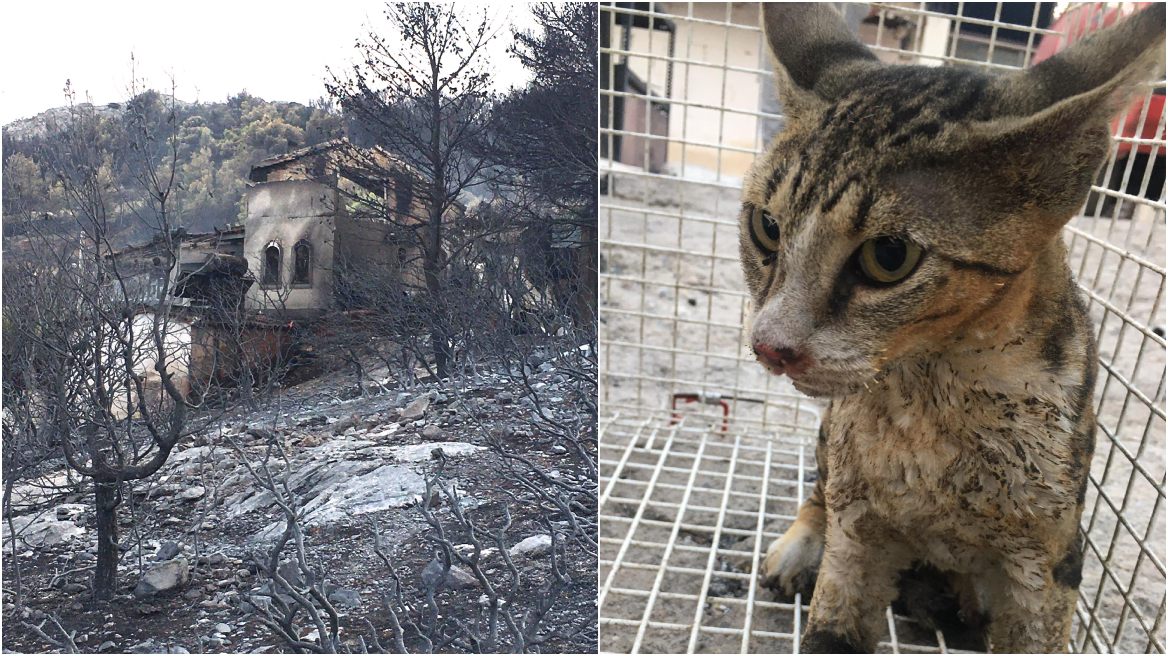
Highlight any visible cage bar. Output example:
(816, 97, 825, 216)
(599, 2, 1167, 653)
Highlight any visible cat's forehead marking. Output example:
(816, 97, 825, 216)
(767, 69, 992, 175)
(758, 66, 997, 238)
(818, 175, 864, 229)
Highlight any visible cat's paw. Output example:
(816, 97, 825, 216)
(759, 518, 825, 599)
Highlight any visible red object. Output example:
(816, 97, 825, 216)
(1032, 2, 1164, 158)
(670, 393, 730, 432)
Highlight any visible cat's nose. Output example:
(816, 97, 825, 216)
(752, 342, 811, 377)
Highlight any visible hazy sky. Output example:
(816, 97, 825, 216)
(1, 1, 538, 124)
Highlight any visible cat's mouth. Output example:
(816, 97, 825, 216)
(784, 369, 871, 398)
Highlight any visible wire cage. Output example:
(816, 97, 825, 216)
(598, 2, 1166, 653)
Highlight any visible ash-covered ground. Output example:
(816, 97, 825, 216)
(3, 355, 598, 654)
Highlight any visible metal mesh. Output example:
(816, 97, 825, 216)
(599, 2, 1166, 653)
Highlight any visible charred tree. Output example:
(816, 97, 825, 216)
(493, 3, 598, 329)
(4, 72, 196, 600)
(326, 4, 501, 380)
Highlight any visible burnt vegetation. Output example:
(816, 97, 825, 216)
(2, 3, 597, 653)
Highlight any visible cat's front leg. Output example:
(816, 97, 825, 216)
(760, 405, 833, 598)
(800, 512, 913, 653)
(983, 547, 1082, 653)
(760, 492, 826, 598)
(983, 589, 1076, 653)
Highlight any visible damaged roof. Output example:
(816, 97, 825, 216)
(248, 137, 415, 186)
(108, 225, 245, 259)
(248, 138, 349, 182)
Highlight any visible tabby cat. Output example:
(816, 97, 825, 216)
(739, 3, 1165, 653)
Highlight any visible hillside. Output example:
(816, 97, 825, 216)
(2, 91, 344, 244)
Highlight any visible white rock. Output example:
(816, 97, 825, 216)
(478, 594, 506, 607)
(179, 486, 206, 501)
(135, 558, 189, 596)
(400, 396, 430, 420)
(253, 464, 425, 542)
(2, 514, 85, 548)
(214, 623, 231, 634)
(366, 423, 400, 439)
(508, 534, 553, 558)
(328, 589, 361, 608)
(56, 504, 88, 520)
(454, 544, 498, 560)
(386, 442, 484, 463)
(448, 565, 478, 588)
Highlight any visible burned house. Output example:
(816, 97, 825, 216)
(105, 226, 267, 404)
(170, 226, 249, 309)
(106, 138, 458, 395)
(112, 139, 448, 318)
(244, 138, 441, 318)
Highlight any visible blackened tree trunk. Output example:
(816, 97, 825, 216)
(425, 261, 451, 381)
(5, 75, 196, 604)
(326, 5, 499, 380)
(93, 482, 121, 599)
(427, 76, 450, 380)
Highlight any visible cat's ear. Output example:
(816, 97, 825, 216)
(968, 3, 1166, 231)
(1003, 3, 1166, 117)
(761, 3, 880, 118)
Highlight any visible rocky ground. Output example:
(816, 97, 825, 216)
(2, 356, 598, 654)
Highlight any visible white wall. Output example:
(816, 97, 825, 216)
(111, 312, 192, 419)
(617, 2, 767, 181)
(244, 179, 337, 316)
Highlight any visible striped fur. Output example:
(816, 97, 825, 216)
(742, 4, 1164, 652)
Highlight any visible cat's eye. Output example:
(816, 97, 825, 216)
(749, 206, 781, 252)
(858, 237, 922, 283)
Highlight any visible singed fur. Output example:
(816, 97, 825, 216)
(741, 4, 1165, 653)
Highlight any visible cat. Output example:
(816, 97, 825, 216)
(738, 3, 1165, 653)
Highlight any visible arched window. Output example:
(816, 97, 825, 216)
(263, 243, 281, 287)
(293, 240, 312, 286)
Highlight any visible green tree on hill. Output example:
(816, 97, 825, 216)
(2, 89, 344, 242)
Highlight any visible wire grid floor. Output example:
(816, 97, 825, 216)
(599, 1, 1166, 653)
(599, 408, 986, 654)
